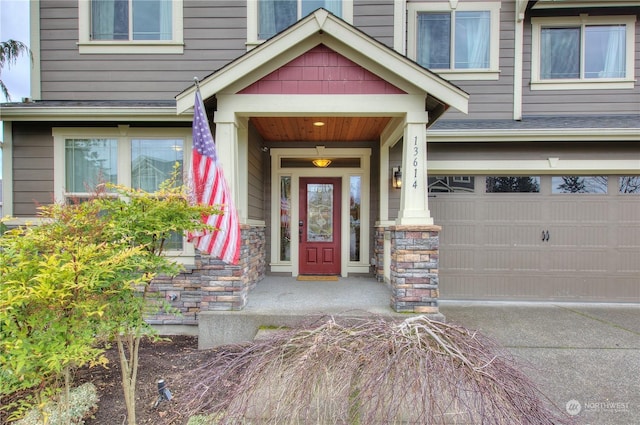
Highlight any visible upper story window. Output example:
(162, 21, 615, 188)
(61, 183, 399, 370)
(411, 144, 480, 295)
(78, 0, 184, 54)
(247, 0, 353, 48)
(531, 15, 636, 90)
(407, 1, 501, 81)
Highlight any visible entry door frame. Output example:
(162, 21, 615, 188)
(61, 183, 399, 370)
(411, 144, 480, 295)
(270, 147, 372, 277)
(299, 177, 342, 275)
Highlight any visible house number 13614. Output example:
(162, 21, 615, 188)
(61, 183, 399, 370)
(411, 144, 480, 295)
(412, 136, 419, 189)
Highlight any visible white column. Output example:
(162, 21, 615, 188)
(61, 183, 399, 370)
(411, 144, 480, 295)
(213, 120, 242, 221)
(396, 119, 433, 225)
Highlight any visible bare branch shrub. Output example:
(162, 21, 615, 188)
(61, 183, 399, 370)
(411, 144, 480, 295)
(181, 315, 574, 424)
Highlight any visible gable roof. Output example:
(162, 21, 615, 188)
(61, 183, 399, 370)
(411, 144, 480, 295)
(176, 9, 468, 115)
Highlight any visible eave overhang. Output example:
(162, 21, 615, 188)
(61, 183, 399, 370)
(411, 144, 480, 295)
(0, 102, 187, 122)
(176, 9, 469, 116)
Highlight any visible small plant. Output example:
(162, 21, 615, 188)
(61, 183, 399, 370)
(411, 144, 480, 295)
(14, 383, 99, 425)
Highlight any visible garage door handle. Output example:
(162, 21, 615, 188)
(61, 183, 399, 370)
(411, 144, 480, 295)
(541, 230, 550, 242)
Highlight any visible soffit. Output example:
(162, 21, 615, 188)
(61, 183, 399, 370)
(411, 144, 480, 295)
(251, 116, 392, 142)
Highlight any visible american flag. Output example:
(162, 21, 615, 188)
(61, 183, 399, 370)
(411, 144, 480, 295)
(188, 90, 240, 264)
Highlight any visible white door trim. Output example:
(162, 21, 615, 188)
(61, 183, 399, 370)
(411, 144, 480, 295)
(270, 147, 371, 276)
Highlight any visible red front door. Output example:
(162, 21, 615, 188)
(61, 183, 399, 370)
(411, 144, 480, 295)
(299, 178, 341, 275)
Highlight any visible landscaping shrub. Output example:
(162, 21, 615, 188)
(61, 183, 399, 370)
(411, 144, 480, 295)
(181, 315, 574, 424)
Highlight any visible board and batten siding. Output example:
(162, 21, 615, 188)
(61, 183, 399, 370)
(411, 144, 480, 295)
(38, 0, 247, 101)
(521, 9, 640, 116)
(433, 0, 516, 121)
(11, 123, 55, 216)
(353, 0, 395, 49)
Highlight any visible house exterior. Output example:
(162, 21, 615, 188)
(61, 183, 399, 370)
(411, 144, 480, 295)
(1, 0, 639, 323)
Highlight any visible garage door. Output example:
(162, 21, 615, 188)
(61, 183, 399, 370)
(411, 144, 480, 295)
(430, 175, 640, 302)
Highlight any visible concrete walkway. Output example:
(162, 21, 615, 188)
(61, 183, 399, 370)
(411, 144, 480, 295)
(198, 276, 640, 424)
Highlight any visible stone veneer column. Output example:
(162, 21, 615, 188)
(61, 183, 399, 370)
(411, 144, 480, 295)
(389, 225, 440, 314)
(147, 225, 266, 326)
(374, 226, 385, 282)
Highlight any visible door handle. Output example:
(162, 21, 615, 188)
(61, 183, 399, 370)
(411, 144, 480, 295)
(299, 220, 304, 243)
(541, 230, 550, 242)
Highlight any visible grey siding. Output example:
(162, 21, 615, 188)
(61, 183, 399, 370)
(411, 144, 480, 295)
(521, 9, 640, 116)
(39, 0, 247, 101)
(353, 0, 395, 49)
(388, 140, 401, 219)
(247, 122, 265, 221)
(12, 123, 55, 216)
(437, 0, 516, 121)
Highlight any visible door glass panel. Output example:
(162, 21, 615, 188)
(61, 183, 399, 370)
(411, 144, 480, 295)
(349, 176, 361, 261)
(307, 183, 333, 242)
(619, 176, 640, 194)
(280, 176, 292, 261)
(552, 176, 608, 194)
(486, 176, 541, 193)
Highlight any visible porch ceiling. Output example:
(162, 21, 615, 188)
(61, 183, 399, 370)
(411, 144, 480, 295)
(251, 116, 392, 142)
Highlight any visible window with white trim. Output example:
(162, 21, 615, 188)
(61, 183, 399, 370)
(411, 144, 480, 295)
(53, 128, 193, 256)
(247, 0, 353, 47)
(407, 1, 501, 81)
(531, 15, 636, 90)
(78, 0, 184, 54)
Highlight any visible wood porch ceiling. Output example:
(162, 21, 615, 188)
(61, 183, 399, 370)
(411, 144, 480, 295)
(251, 116, 392, 142)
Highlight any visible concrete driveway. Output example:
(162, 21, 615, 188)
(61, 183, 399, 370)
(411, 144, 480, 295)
(440, 302, 640, 425)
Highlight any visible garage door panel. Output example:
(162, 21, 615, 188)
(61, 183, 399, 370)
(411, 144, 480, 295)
(431, 198, 478, 220)
(433, 175, 640, 302)
(439, 224, 478, 245)
(616, 249, 640, 273)
(548, 199, 610, 222)
(485, 199, 543, 222)
(484, 224, 540, 246)
(547, 225, 610, 248)
(545, 249, 609, 272)
(616, 200, 640, 222)
(439, 248, 475, 271)
(617, 227, 640, 248)
(484, 249, 541, 271)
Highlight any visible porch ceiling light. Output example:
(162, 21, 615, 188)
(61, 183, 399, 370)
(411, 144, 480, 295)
(313, 121, 325, 127)
(312, 159, 332, 168)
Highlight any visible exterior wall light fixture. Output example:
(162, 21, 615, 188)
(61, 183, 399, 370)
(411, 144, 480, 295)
(392, 166, 402, 189)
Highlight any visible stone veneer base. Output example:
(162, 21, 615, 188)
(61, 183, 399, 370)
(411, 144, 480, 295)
(388, 225, 441, 314)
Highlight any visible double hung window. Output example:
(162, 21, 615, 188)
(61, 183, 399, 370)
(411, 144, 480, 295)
(248, 0, 353, 47)
(79, 0, 184, 53)
(259, 0, 343, 39)
(408, 2, 501, 80)
(91, 0, 173, 41)
(531, 15, 635, 89)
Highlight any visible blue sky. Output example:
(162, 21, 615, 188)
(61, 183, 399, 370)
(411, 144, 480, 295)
(1, 0, 31, 175)
(1, 0, 30, 101)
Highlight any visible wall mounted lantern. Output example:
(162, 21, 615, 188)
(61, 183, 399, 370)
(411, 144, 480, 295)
(392, 167, 402, 189)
